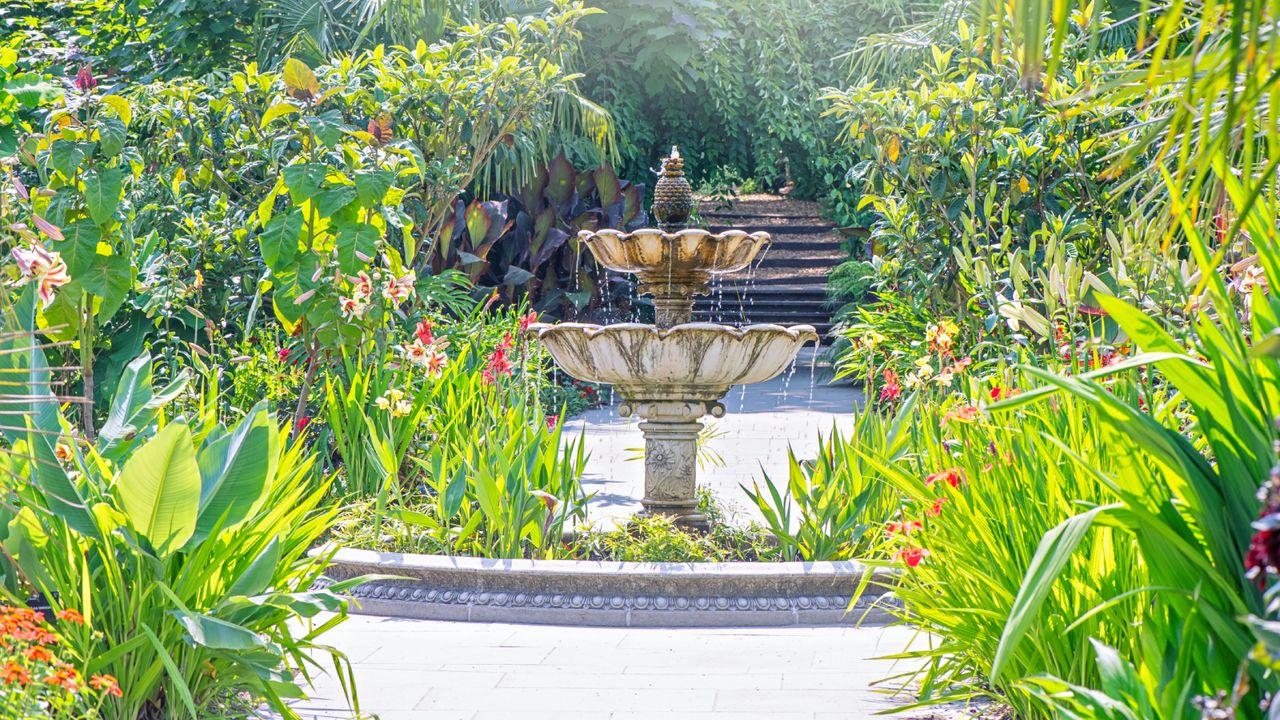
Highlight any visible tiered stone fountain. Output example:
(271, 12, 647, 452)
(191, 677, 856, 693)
(530, 149, 819, 528)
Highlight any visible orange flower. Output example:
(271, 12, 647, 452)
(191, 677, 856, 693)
(943, 405, 979, 424)
(56, 609, 84, 625)
(45, 664, 79, 691)
(90, 674, 122, 697)
(927, 497, 947, 516)
(25, 645, 54, 663)
(3, 661, 30, 685)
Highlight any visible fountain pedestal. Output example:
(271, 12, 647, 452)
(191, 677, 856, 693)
(618, 399, 726, 528)
(531, 148, 817, 530)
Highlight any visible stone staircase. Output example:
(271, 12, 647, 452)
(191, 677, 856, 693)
(692, 195, 845, 341)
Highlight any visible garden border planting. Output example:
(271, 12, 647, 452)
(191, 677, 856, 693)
(322, 548, 898, 627)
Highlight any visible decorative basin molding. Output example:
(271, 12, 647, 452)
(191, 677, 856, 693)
(323, 548, 900, 627)
(528, 322, 819, 402)
(582, 228, 770, 278)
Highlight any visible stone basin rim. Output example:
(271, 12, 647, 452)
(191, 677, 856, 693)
(527, 321, 820, 342)
(581, 228, 772, 242)
(318, 547, 900, 627)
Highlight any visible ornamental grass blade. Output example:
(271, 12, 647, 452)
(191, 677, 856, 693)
(991, 503, 1117, 681)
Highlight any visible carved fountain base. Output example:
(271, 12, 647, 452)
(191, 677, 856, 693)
(618, 399, 727, 530)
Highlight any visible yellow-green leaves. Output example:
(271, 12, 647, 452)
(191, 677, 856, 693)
(118, 422, 201, 553)
(260, 101, 300, 129)
(282, 58, 319, 101)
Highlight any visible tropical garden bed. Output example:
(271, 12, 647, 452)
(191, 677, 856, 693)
(1, 0, 1278, 718)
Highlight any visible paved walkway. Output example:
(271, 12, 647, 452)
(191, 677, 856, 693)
(284, 616, 936, 719)
(568, 347, 862, 527)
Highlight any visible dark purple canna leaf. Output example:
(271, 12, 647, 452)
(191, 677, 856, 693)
(594, 166, 621, 208)
(571, 210, 600, 232)
(546, 153, 576, 206)
(575, 170, 596, 203)
(531, 228, 569, 269)
(529, 207, 556, 262)
(522, 165, 549, 211)
(622, 185, 644, 226)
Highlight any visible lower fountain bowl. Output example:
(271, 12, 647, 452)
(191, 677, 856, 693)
(528, 322, 819, 401)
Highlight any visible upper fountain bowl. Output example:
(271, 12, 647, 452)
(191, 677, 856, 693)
(528, 322, 818, 403)
(580, 229, 770, 280)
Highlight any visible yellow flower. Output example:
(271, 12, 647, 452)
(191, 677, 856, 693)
(861, 330, 885, 349)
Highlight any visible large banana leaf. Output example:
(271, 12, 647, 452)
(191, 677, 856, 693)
(118, 422, 201, 552)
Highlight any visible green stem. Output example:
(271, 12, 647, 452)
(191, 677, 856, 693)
(79, 294, 96, 441)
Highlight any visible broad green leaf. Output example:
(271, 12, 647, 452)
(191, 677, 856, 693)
(260, 101, 300, 129)
(170, 608, 265, 650)
(282, 58, 319, 98)
(99, 94, 131, 127)
(84, 168, 124, 226)
(260, 208, 303, 270)
(118, 422, 201, 552)
(192, 405, 277, 542)
(76, 253, 131, 322)
(281, 164, 326, 204)
(314, 185, 356, 218)
(335, 222, 380, 274)
(55, 220, 101, 276)
(353, 170, 393, 207)
(97, 117, 126, 158)
(49, 141, 85, 179)
(226, 537, 282, 598)
(97, 353, 189, 460)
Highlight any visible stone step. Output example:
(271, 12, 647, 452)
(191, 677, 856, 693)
(701, 211, 826, 221)
(711, 284, 830, 297)
(755, 256, 845, 270)
(707, 224, 833, 235)
(697, 296, 828, 308)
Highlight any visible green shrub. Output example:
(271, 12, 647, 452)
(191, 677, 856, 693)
(0, 289, 360, 720)
(744, 405, 906, 562)
(822, 10, 1156, 324)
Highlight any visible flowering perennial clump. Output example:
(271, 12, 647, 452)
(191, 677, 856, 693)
(0, 605, 120, 718)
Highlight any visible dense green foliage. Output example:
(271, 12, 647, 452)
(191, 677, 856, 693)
(0, 289, 358, 720)
(573, 0, 910, 197)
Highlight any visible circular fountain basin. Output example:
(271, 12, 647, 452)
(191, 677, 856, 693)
(528, 322, 819, 402)
(322, 547, 898, 627)
(581, 228, 770, 279)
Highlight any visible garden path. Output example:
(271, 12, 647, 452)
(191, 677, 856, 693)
(569, 346, 862, 528)
(277, 615, 950, 719)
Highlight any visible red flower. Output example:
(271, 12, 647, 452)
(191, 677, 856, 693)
(879, 369, 902, 403)
(415, 320, 434, 345)
(925, 468, 964, 489)
(896, 546, 928, 568)
(927, 497, 946, 516)
(73, 64, 96, 92)
(545, 415, 559, 430)
(296, 415, 311, 431)
(518, 311, 539, 332)
(482, 338, 514, 385)
(91, 674, 122, 697)
(885, 520, 923, 537)
(278, 347, 290, 361)
(55, 609, 83, 625)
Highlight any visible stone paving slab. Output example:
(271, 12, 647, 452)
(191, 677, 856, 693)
(275, 615, 967, 720)
(567, 347, 862, 528)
